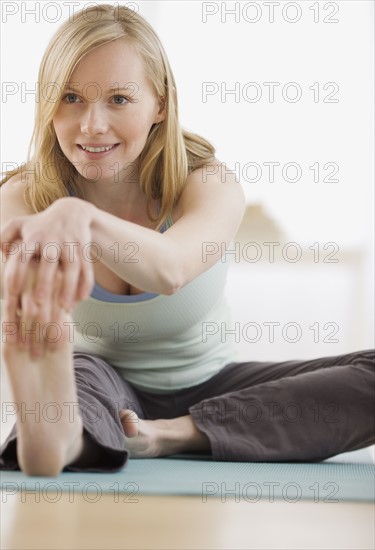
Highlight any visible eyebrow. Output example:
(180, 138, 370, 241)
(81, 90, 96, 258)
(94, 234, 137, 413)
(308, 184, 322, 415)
(63, 85, 134, 93)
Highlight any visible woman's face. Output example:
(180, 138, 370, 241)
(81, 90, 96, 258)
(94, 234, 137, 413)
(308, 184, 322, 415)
(52, 39, 165, 185)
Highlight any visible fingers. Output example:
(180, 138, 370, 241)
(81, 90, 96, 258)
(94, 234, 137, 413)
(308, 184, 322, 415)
(76, 253, 95, 303)
(33, 257, 59, 317)
(3, 231, 94, 331)
(31, 244, 91, 313)
(31, 236, 94, 311)
(2, 240, 31, 298)
(20, 257, 41, 356)
(46, 268, 65, 353)
(19, 264, 65, 358)
(0, 223, 31, 297)
(3, 252, 62, 358)
(0, 218, 23, 254)
(59, 252, 81, 311)
(2, 242, 25, 347)
(4, 243, 93, 328)
(59, 239, 95, 309)
(2, 292, 20, 345)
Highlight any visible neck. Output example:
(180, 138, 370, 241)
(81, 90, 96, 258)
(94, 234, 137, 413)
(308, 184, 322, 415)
(74, 176, 160, 223)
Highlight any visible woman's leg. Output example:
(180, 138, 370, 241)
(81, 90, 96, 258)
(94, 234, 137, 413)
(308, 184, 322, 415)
(131, 349, 374, 462)
(0, 351, 145, 473)
(1, 258, 146, 475)
(1, 297, 84, 475)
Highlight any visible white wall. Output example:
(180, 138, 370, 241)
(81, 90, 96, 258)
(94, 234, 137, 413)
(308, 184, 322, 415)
(142, 0, 374, 358)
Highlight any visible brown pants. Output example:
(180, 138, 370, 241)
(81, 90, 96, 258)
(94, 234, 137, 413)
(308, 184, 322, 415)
(1, 349, 374, 472)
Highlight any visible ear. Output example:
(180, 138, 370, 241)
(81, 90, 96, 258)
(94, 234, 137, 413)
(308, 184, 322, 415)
(154, 97, 166, 123)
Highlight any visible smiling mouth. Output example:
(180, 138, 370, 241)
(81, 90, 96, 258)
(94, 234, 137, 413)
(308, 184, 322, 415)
(78, 144, 119, 153)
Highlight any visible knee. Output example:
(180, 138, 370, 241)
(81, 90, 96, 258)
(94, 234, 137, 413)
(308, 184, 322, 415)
(355, 350, 375, 371)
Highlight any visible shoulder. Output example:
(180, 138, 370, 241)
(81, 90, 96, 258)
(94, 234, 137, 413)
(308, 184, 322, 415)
(0, 175, 35, 226)
(189, 158, 239, 183)
(173, 158, 246, 222)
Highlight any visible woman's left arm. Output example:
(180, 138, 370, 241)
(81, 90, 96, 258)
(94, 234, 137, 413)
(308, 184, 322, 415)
(91, 162, 246, 294)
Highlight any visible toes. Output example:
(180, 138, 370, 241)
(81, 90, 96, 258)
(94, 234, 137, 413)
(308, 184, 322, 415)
(119, 409, 139, 438)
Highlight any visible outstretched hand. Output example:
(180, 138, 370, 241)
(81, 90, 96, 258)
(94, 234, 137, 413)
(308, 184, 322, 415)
(2, 254, 70, 358)
(1, 197, 97, 315)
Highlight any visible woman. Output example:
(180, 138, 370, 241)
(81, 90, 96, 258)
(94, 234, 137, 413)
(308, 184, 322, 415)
(0, 4, 373, 477)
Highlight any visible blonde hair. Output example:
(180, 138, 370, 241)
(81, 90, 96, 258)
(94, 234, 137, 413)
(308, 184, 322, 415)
(1, 4, 216, 230)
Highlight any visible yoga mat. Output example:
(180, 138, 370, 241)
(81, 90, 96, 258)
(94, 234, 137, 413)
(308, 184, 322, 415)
(1, 453, 374, 503)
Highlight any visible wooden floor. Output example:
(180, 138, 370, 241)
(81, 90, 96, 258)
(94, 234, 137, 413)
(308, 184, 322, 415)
(1, 491, 374, 550)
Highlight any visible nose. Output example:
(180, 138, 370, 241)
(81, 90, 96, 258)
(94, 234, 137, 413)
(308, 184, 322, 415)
(80, 102, 108, 135)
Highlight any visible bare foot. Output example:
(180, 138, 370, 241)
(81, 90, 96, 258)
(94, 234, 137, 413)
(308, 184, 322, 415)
(119, 409, 211, 458)
(2, 267, 84, 476)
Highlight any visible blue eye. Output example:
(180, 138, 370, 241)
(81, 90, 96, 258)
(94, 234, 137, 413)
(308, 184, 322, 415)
(63, 93, 79, 103)
(112, 95, 128, 105)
